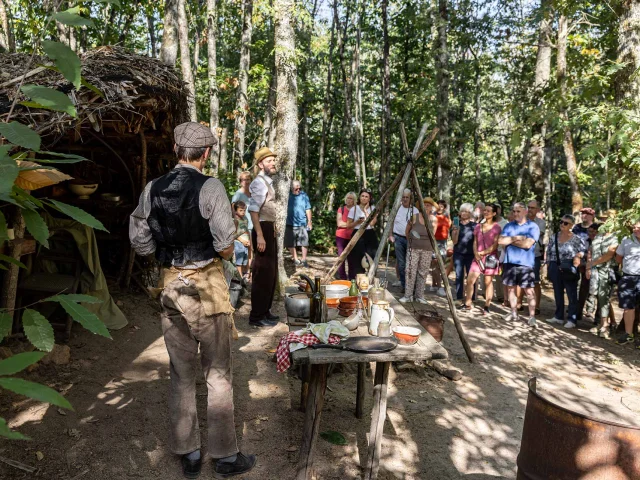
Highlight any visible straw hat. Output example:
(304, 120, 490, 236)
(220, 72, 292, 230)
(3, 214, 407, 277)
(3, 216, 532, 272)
(423, 197, 438, 209)
(252, 147, 277, 168)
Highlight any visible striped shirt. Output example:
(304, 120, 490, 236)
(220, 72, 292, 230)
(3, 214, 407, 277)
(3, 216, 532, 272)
(129, 164, 236, 269)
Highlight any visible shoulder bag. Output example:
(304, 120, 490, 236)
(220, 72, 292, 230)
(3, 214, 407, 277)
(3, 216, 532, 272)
(556, 233, 579, 282)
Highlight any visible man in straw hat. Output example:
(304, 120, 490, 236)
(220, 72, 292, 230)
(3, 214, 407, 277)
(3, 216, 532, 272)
(247, 146, 280, 327)
(130, 122, 256, 478)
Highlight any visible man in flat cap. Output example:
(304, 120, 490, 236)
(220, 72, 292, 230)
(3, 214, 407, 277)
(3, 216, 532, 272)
(247, 146, 280, 327)
(130, 122, 256, 479)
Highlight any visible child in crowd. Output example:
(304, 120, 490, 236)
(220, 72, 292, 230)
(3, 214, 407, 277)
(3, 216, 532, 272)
(233, 201, 251, 279)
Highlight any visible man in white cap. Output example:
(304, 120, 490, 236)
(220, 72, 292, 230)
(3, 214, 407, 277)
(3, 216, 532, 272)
(130, 122, 256, 478)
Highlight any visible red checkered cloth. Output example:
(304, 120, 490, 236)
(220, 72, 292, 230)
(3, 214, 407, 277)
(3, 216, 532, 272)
(276, 332, 342, 373)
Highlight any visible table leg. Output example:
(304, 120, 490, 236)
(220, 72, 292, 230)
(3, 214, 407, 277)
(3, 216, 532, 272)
(356, 363, 366, 418)
(296, 364, 328, 480)
(299, 364, 311, 412)
(364, 361, 390, 480)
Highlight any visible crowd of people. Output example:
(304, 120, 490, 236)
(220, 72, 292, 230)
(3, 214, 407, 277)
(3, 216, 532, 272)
(331, 189, 640, 346)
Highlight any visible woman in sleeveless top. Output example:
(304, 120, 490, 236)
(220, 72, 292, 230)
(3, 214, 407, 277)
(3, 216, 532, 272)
(335, 192, 356, 280)
(461, 203, 502, 315)
(346, 188, 378, 279)
(400, 198, 437, 304)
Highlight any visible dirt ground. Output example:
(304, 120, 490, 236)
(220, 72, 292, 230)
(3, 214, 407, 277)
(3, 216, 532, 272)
(1, 255, 640, 480)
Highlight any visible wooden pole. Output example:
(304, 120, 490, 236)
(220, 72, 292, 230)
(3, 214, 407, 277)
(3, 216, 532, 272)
(322, 163, 408, 283)
(364, 361, 390, 480)
(0, 207, 25, 332)
(411, 167, 475, 363)
(367, 163, 413, 283)
(296, 364, 328, 480)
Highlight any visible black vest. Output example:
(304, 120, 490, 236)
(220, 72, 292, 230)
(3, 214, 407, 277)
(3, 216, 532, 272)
(148, 167, 217, 267)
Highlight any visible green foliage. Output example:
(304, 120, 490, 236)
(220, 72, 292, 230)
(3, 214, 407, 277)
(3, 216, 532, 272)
(0, 312, 13, 343)
(0, 155, 19, 195)
(22, 208, 50, 248)
(51, 6, 94, 28)
(0, 418, 29, 440)
(0, 122, 41, 150)
(0, 378, 73, 410)
(50, 296, 112, 339)
(0, 352, 46, 376)
(20, 84, 77, 117)
(42, 41, 82, 89)
(21, 309, 55, 352)
(47, 200, 108, 232)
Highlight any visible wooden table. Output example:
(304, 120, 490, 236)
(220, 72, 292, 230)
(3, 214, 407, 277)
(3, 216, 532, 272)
(290, 290, 448, 480)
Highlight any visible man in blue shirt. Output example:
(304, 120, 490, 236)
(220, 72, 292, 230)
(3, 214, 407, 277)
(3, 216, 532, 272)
(498, 202, 541, 326)
(284, 180, 313, 267)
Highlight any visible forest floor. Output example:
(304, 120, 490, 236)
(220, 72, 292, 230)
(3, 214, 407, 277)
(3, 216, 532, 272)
(1, 255, 640, 480)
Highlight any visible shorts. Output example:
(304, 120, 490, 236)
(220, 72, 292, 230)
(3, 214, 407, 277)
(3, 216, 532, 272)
(618, 275, 640, 310)
(284, 225, 309, 248)
(436, 239, 447, 258)
(534, 256, 542, 283)
(234, 240, 248, 266)
(502, 263, 535, 288)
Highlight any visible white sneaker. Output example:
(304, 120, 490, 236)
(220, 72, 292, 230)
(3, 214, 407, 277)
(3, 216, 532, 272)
(546, 317, 564, 325)
(392, 280, 402, 287)
(564, 321, 576, 329)
(436, 288, 446, 297)
(503, 312, 517, 322)
(399, 296, 413, 303)
(528, 317, 537, 327)
(416, 297, 428, 304)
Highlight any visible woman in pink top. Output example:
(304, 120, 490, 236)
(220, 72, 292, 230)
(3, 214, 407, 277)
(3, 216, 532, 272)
(461, 203, 502, 315)
(335, 191, 356, 279)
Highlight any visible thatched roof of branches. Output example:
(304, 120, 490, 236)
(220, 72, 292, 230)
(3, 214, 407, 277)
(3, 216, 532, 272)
(0, 46, 188, 146)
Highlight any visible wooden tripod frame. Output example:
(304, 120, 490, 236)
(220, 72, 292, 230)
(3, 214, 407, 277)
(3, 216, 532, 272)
(323, 123, 475, 363)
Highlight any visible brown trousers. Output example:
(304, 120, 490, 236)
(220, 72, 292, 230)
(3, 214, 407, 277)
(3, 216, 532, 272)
(160, 279, 239, 458)
(250, 221, 277, 321)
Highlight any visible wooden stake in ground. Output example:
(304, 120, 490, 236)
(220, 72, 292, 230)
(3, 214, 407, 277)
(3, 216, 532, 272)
(411, 167, 474, 363)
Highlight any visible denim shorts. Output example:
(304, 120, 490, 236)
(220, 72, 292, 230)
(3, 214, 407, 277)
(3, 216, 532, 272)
(234, 240, 248, 266)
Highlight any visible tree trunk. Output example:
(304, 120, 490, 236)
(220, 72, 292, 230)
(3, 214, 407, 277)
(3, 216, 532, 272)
(435, 0, 451, 202)
(355, 0, 366, 188)
(260, 70, 277, 148)
(102, 4, 117, 46)
(147, 12, 157, 57)
(378, 0, 391, 198)
(193, 29, 200, 81)
(273, 0, 298, 292)
(234, 0, 253, 168)
(557, 13, 582, 213)
(314, 9, 336, 202)
(472, 59, 484, 201)
(526, 0, 552, 201)
(119, 9, 135, 45)
(301, 104, 310, 190)
(161, 0, 179, 66)
(336, 2, 360, 186)
(219, 127, 228, 171)
(0, 0, 14, 52)
(177, 0, 197, 121)
(207, 0, 220, 174)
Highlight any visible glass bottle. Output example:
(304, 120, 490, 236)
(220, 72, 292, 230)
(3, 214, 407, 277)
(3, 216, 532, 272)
(311, 277, 324, 323)
(349, 279, 359, 297)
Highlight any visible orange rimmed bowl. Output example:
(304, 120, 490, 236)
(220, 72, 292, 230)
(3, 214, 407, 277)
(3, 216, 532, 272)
(392, 326, 421, 346)
(331, 280, 352, 288)
(326, 298, 340, 308)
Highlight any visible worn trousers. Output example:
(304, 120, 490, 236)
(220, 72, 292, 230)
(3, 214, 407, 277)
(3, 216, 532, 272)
(405, 249, 431, 300)
(160, 279, 238, 458)
(577, 264, 590, 319)
(250, 221, 277, 321)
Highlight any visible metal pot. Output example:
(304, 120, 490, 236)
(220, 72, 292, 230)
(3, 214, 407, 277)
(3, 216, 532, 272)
(284, 293, 311, 319)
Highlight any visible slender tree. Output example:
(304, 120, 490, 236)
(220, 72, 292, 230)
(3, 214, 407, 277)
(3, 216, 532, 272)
(160, 0, 179, 66)
(207, 0, 220, 173)
(273, 0, 298, 289)
(378, 0, 391, 197)
(0, 0, 14, 52)
(147, 11, 157, 57)
(234, 0, 253, 168)
(436, 0, 451, 201)
(557, 12, 582, 213)
(177, 0, 197, 121)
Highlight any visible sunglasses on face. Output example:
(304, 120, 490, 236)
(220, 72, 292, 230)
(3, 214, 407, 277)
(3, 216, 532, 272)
(560, 220, 572, 226)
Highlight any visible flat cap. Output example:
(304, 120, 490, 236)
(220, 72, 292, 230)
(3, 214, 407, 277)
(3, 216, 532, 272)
(174, 122, 216, 148)
(253, 146, 277, 167)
